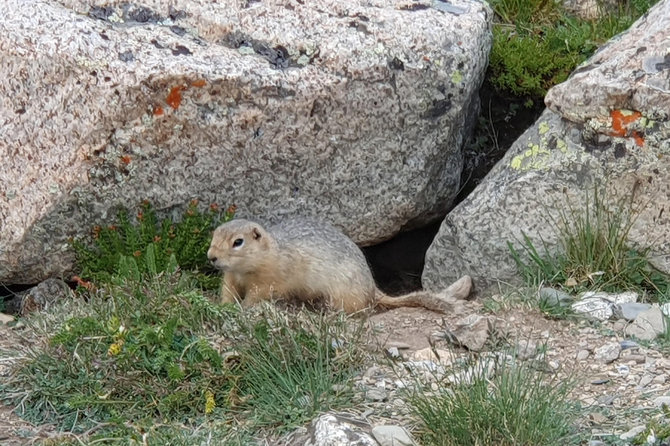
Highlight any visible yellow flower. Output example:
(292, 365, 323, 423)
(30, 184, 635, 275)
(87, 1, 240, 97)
(205, 390, 215, 414)
(107, 339, 124, 356)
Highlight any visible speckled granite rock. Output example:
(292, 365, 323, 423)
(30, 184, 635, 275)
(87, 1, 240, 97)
(0, 0, 492, 284)
(423, 0, 670, 291)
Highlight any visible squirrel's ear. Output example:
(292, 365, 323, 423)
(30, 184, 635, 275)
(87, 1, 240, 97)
(252, 227, 262, 240)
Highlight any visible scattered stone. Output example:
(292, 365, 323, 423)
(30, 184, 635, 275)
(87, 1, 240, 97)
(587, 412, 608, 425)
(653, 396, 670, 407)
(661, 303, 670, 318)
(306, 414, 377, 446)
(411, 348, 453, 365)
(515, 340, 537, 361)
(20, 278, 72, 315)
(446, 314, 491, 351)
(0, 313, 14, 325)
(572, 297, 613, 321)
(386, 341, 412, 350)
(365, 389, 388, 402)
(371, 425, 417, 446)
(576, 349, 590, 361)
(620, 340, 640, 350)
(625, 305, 666, 341)
(597, 394, 617, 405)
(638, 374, 654, 388)
(386, 347, 400, 359)
(539, 288, 572, 307)
(620, 425, 646, 441)
(587, 441, 607, 446)
(594, 342, 621, 364)
(591, 378, 610, 385)
(654, 375, 666, 385)
(623, 354, 646, 364)
(615, 302, 652, 321)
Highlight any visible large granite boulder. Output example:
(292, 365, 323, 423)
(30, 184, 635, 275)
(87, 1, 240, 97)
(423, 0, 670, 291)
(0, 0, 492, 284)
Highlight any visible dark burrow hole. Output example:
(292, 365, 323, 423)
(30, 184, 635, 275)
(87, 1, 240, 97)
(364, 85, 544, 294)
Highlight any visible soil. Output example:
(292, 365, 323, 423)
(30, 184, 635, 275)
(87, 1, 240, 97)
(2, 297, 669, 445)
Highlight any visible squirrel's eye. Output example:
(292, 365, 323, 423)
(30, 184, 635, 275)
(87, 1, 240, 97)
(232, 238, 244, 248)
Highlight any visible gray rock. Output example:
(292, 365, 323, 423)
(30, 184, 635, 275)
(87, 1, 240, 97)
(620, 340, 640, 350)
(594, 342, 621, 364)
(365, 388, 388, 402)
(304, 414, 378, 446)
(620, 425, 646, 441)
(654, 396, 670, 407)
(20, 278, 72, 315)
(615, 302, 652, 321)
(446, 314, 491, 352)
(576, 349, 590, 361)
(371, 425, 416, 446)
(638, 374, 654, 388)
(0, 0, 493, 284)
(0, 313, 14, 325)
(422, 0, 670, 292)
(625, 305, 667, 341)
(515, 340, 538, 361)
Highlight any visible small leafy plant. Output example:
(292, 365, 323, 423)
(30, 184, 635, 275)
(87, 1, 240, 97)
(72, 200, 235, 288)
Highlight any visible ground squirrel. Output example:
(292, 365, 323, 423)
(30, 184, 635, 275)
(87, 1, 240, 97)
(207, 218, 472, 314)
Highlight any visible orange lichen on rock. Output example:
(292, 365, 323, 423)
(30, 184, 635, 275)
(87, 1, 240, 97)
(153, 105, 164, 116)
(72, 275, 95, 291)
(166, 85, 185, 110)
(120, 155, 131, 165)
(610, 109, 644, 146)
(191, 79, 206, 87)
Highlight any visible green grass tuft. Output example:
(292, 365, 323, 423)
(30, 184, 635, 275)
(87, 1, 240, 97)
(1, 272, 364, 441)
(509, 187, 670, 302)
(407, 354, 578, 446)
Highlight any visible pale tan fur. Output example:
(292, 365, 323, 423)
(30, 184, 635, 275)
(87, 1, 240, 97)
(207, 218, 471, 314)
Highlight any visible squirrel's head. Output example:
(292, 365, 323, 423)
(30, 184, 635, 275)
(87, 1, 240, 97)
(207, 219, 272, 273)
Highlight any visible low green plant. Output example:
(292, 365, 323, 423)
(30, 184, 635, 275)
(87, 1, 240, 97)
(509, 188, 670, 302)
(486, 0, 658, 106)
(406, 354, 578, 446)
(1, 264, 364, 440)
(72, 200, 235, 287)
(235, 305, 365, 431)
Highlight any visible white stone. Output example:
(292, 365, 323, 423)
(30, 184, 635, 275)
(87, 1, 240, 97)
(371, 425, 417, 446)
(571, 298, 613, 321)
(594, 342, 621, 364)
(620, 425, 646, 441)
(625, 305, 666, 341)
(307, 414, 378, 446)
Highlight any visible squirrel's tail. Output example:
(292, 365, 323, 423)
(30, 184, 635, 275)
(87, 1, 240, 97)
(375, 275, 472, 313)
